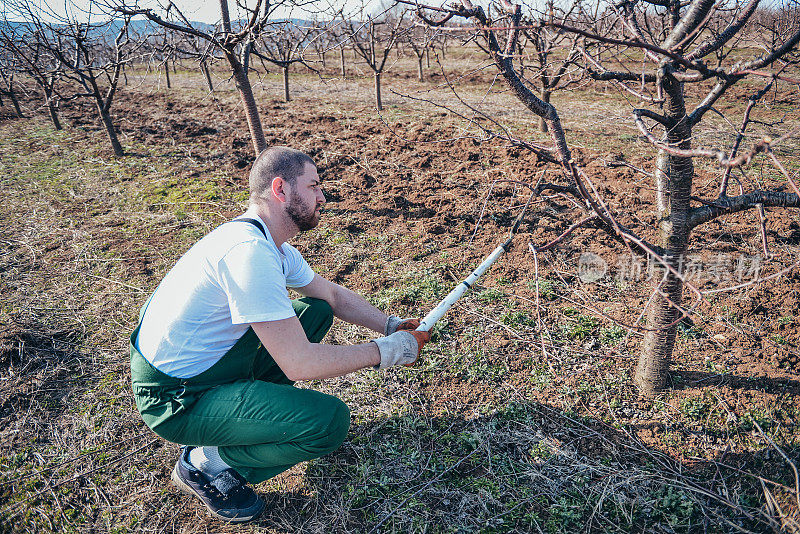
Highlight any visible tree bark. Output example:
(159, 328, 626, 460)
(227, 50, 267, 154)
(417, 56, 424, 82)
(4, 78, 24, 118)
(44, 87, 61, 130)
(282, 64, 290, 102)
(48, 102, 61, 130)
(6, 89, 24, 118)
(539, 89, 551, 132)
(340, 46, 346, 78)
(201, 62, 214, 92)
(164, 63, 171, 88)
(97, 104, 124, 156)
(635, 73, 693, 397)
(374, 71, 382, 110)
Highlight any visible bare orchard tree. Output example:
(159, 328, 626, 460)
(405, 19, 433, 82)
(329, 23, 352, 79)
(413, 0, 800, 397)
(516, 0, 583, 132)
(0, 47, 25, 118)
(117, 0, 304, 155)
(251, 19, 317, 102)
(4, 0, 141, 156)
(343, 10, 407, 111)
(306, 17, 333, 71)
(0, 29, 63, 128)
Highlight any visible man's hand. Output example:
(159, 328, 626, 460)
(372, 330, 431, 369)
(385, 316, 422, 335)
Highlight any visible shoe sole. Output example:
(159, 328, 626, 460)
(171, 464, 266, 523)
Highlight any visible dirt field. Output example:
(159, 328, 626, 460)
(1, 51, 799, 533)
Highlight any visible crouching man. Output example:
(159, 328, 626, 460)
(130, 146, 429, 522)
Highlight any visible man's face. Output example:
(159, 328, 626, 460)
(285, 162, 325, 232)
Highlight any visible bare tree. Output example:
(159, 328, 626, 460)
(343, 10, 407, 111)
(307, 18, 332, 71)
(405, 19, 432, 82)
(413, 0, 800, 397)
(117, 0, 292, 155)
(517, 0, 582, 132)
(0, 49, 25, 118)
(0, 31, 63, 128)
(4, 0, 142, 156)
(251, 20, 317, 102)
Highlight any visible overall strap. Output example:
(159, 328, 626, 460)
(230, 217, 268, 240)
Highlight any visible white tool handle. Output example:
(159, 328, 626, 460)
(416, 241, 509, 332)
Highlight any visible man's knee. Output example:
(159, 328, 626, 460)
(294, 297, 333, 343)
(312, 397, 350, 455)
(301, 297, 333, 321)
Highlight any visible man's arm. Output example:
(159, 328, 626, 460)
(251, 274, 428, 381)
(251, 316, 381, 381)
(295, 274, 387, 334)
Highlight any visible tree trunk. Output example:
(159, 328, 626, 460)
(635, 74, 693, 397)
(539, 89, 551, 132)
(44, 88, 61, 130)
(227, 50, 267, 154)
(97, 103, 124, 156)
(340, 46, 346, 78)
(425, 46, 430, 68)
(374, 71, 382, 110)
(282, 65, 290, 102)
(123, 65, 128, 86)
(320, 50, 326, 68)
(48, 102, 61, 130)
(201, 62, 214, 92)
(164, 63, 171, 89)
(7, 90, 24, 118)
(4, 79, 24, 118)
(417, 56, 424, 82)
(242, 41, 251, 75)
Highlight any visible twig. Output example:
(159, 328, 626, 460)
(753, 421, 800, 514)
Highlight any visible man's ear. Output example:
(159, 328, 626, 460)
(271, 177, 287, 203)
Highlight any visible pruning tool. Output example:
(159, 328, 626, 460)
(415, 194, 532, 333)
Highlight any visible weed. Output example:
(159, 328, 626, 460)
(600, 324, 626, 345)
(562, 314, 599, 340)
(500, 309, 537, 329)
(528, 278, 558, 300)
(649, 486, 700, 529)
(475, 287, 505, 303)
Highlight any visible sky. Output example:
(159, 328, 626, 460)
(1, 0, 444, 24)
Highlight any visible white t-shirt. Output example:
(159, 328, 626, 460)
(135, 208, 315, 378)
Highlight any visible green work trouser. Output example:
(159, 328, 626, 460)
(130, 297, 350, 483)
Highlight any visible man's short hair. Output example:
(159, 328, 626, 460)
(249, 146, 315, 202)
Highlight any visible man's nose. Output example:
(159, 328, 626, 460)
(318, 190, 326, 205)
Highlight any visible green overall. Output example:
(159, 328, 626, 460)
(130, 297, 350, 483)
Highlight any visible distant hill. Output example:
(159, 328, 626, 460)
(0, 17, 316, 39)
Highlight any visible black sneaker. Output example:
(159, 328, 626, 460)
(171, 446, 266, 523)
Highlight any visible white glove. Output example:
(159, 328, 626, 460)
(372, 330, 430, 369)
(384, 315, 421, 335)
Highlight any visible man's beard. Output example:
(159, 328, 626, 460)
(286, 191, 320, 232)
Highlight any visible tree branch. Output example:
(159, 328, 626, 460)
(689, 190, 800, 228)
